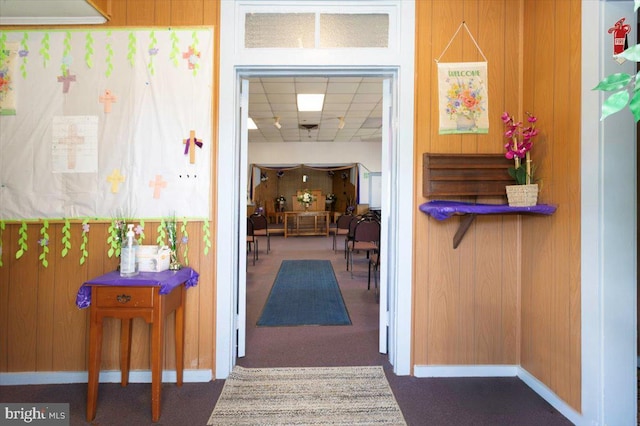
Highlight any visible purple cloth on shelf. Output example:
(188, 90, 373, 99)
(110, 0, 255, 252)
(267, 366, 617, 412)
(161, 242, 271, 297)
(76, 267, 199, 309)
(419, 200, 557, 221)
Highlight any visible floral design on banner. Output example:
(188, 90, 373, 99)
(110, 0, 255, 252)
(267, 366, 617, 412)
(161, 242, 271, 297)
(38, 220, 50, 268)
(182, 45, 200, 73)
(135, 221, 145, 244)
(19, 32, 28, 78)
(436, 61, 489, 134)
(127, 32, 137, 67)
(85, 32, 94, 68)
(15, 221, 28, 259)
(61, 219, 71, 257)
(39, 32, 50, 68)
(80, 219, 89, 265)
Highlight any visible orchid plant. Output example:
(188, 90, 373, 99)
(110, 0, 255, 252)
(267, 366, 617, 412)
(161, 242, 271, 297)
(502, 111, 539, 185)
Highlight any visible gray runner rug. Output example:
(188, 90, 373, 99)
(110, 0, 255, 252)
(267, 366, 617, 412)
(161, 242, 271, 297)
(207, 365, 407, 425)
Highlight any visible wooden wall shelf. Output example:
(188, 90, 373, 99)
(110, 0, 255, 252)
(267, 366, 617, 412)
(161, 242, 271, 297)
(419, 200, 557, 249)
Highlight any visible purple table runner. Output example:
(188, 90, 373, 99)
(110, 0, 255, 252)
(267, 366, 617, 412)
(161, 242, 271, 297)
(419, 200, 557, 220)
(76, 267, 199, 309)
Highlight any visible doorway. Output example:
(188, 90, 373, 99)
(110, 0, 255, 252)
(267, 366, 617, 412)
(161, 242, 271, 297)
(237, 70, 392, 361)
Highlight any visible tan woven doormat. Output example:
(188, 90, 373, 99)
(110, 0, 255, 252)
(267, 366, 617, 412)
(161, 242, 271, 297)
(208, 365, 407, 425)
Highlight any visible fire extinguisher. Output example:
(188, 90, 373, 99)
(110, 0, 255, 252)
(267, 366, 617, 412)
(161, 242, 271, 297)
(608, 18, 631, 56)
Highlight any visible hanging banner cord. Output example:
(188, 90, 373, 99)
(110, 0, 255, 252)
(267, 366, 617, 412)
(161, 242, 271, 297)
(435, 21, 488, 63)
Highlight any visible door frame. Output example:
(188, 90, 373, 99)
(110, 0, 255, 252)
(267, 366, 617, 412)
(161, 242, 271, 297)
(216, 1, 415, 379)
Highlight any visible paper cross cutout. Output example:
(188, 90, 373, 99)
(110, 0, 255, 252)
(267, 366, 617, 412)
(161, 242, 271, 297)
(57, 73, 76, 94)
(59, 124, 85, 169)
(107, 169, 125, 193)
(99, 90, 117, 113)
(182, 46, 200, 70)
(149, 175, 167, 199)
(183, 130, 203, 164)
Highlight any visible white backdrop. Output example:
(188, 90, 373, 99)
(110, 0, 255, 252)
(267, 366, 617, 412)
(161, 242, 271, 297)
(0, 28, 213, 220)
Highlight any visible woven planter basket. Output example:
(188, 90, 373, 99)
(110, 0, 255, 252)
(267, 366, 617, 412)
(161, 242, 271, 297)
(505, 184, 538, 207)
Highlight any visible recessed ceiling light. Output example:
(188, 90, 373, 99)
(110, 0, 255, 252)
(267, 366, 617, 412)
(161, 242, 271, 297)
(297, 94, 325, 111)
(247, 117, 258, 130)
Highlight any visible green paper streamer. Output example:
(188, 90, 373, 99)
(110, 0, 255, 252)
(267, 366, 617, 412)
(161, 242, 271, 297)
(156, 219, 167, 246)
(137, 219, 145, 244)
(148, 30, 157, 76)
(191, 32, 200, 77)
(105, 31, 113, 78)
(61, 219, 71, 257)
(106, 219, 120, 258)
(39, 220, 49, 268)
(170, 31, 180, 67)
(61, 31, 72, 76)
(39, 33, 50, 68)
(0, 33, 8, 68)
(20, 33, 28, 78)
(80, 219, 89, 265)
(127, 32, 136, 67)
(181, 219, 189, 266)
(85, 32, 94, 68)
(203, 221, 211, 256)
(0, 220, 5, 268)
(15, 221, 28, 259)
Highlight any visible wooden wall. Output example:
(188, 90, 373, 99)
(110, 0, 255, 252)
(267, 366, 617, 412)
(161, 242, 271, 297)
(0, 0, 220, 374)
(414, 0, 581, 412)
(1, 0, 582, 413)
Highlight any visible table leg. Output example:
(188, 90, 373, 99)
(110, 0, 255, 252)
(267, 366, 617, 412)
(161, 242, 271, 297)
(150, 293, 164, 422)
(175, 286, 185, 387)
(86, 310, 103, 421)
(120, 318, 132, 386)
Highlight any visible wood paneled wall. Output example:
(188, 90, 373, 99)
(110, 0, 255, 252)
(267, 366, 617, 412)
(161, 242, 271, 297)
(0, 0, 220, 374)
(414, 0, 580, 411)
(1, 0, 581, 412)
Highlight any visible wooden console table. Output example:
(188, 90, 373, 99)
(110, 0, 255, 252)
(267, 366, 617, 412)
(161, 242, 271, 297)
(284, 211, 330, 237)
(76, 268, 199, 422)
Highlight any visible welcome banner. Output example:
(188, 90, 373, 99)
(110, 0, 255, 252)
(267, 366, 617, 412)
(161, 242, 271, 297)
(437, 61, 489, 134)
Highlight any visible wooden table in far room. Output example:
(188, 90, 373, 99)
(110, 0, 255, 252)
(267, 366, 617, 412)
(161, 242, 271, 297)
(284, 211, 330, 237)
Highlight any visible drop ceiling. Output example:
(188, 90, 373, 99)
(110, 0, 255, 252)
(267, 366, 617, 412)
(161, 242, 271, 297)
(248, 76, 383, 144)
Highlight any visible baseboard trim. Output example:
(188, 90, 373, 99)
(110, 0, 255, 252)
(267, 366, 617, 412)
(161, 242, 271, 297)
(413, 364, 518, 377)
(0, 369, 212, 386)
(413, 365, 582, 425)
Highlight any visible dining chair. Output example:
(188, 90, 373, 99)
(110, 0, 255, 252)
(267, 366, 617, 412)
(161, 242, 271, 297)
(251, 213, 270, 254)
(347, 217, 380, 277)
(246, 217, 258, 265)
(332, 213, 353, 253)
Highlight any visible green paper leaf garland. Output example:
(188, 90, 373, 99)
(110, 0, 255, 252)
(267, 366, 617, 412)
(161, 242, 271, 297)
(61, 218, 71, 257)
(0, 32, 8, 68)
(16, 221, 28, 259)
(85, 32, 94, 68)
(170, 31, 180, 67)
(181, 219, 189, 266)
(191, 31, 200, 76)
(39, 33, 50, 68)
(107, 219, 119, 258)
(148, 30, 157, 76)
(20, 32, 29, 78)
(127, 32, 136, 67)
(61, 31, 72, 76)
(156, 219, 167, 246)
(80, 219, 89, 265)
(105, 31, 113, 78)
(0, 220, 5, 268)
(203, 220, 211, 256)
(39, 220, 49, 268)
